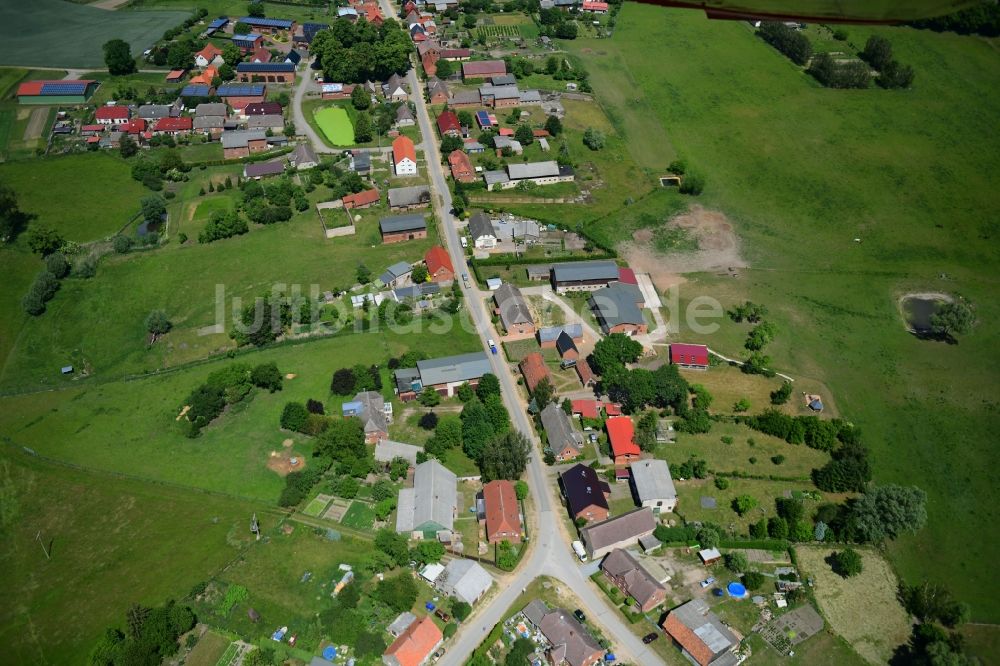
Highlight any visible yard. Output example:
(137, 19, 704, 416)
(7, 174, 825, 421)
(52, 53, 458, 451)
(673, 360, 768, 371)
(795, 545, 911, 664)
(315, 106, 355, 146)
(673, 477, 831, 535)
(340, 500, 375, 530)
(0, 449, 269, 665)
(558, 3, 1000, 621)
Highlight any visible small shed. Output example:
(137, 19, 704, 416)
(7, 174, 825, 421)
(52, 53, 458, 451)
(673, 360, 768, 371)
(61, 365, 74, 374)
(486, 278, 502, 291)
(698, 547, 722, 565)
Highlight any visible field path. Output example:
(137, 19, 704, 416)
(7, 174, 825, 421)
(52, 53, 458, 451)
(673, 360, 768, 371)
(91, 0, 132, 9)
(22, 108, 46, 141)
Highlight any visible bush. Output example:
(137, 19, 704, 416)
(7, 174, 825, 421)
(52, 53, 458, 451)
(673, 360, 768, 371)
(451, 600, 471, 622)
(831, 548, 863, 577)
(44, 253, 70, 279)
(679, 173, 704, 195)
(251, 362, 283, 392)
(75, 255, 98, 278)
(280, 402, 309, 432)
(443, 623, 457, 638)
(725, 551, 749, 573)
(306, 399, 325, 414)
(582, 127, 605, 151)
(419, 412, 439, 430)
(714, 477, 730, 490)
(112, 235, 133, 254)
(743, 571, 766, 590)
(770, 381, 793, 405)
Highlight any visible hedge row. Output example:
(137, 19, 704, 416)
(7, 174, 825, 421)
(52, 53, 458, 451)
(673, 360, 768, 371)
(719, 538, 790, 551)
(189, 146, 294, 169)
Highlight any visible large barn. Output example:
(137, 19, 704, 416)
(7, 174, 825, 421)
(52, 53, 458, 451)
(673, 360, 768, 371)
(17, 80, 98, 105)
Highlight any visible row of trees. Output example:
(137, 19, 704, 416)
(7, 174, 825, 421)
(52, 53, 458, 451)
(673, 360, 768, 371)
(860, 36, 916, 89)
(89, 600, 196, 665)
(183, 362, 282, 437)
(757, 21, 812, 65)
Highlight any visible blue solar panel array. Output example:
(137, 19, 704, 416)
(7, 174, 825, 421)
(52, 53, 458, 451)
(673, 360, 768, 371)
(217, 84, 265, 96)
(232, 34, 261, 43)
(207, 17, 228, 29)
(240, 16, 294, 28)
(40, 82, 90, 95)
(181, 85, 211, 97)
(476, 110, 492, 126)
(236, 62, 294, 72)
(302, 22, 329, 42)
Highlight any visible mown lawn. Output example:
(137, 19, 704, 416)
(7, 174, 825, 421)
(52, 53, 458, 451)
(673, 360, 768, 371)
(563, 4, 1000, 621)
(0, 450, 269, 665)
(0, 322, 480, 501)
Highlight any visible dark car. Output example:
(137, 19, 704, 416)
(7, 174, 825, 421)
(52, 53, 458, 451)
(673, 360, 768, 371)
(435, 609, 451, 623)
(573, 609, 586, 622)
(642, 632, 659, 644)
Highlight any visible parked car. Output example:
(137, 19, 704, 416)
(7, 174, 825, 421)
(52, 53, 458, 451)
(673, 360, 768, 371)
(488, 338, 498, 354)
(700, 577, 716, 588)
(642, 633, 659, 644)
(573, 609, 586, 622)
(432, 647, 446, 662)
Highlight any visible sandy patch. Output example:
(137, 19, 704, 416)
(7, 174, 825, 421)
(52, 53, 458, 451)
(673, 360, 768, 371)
(176, 405, 191, 421)
(281, 438, 294, 448)
(621, 205, 746, 291)
(267, 450, 305, 476)
(285, 373, 297, 379)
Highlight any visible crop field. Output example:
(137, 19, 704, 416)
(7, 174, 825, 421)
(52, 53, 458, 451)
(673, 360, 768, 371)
(315, 106, 354, 146)
(796, 546, 911, 664)
(0, 318, 480, 502)
(0, 450, 268, 664)
(340, 500, 375, 530)
(184, 630, 231, 666)
(0, 0, 189, 68)
(477, 24, 522, 39)
(563, 4, 1000, 621)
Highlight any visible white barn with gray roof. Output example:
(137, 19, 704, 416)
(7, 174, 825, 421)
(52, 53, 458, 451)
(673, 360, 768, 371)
(629, 459, 677, 513)
(396, 459, 457, 538)
(437, 559, 493, 605)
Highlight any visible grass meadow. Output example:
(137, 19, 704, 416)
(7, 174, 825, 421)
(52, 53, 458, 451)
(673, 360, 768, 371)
(0, 0, 189, 68)
(0, 449, 270, 664)
(548, 5, 1000, 622)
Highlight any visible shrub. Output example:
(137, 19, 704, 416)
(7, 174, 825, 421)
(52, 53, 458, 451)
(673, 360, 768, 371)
(725, 551, 749, 573)
(419, 412, 439, 430)
(443, 623, 458, 638)
(112, 235, 133, 254)
(714, 477, 730, 490)
(330, 368, 357, 395)
(250, 362, 283, 392)
(770, 381, 793, 405)
(75, 255, 98, 278)
(771, 454, 786, 465)
(280, 402, 309, 432)
(306, 399, 325, 414)
(44, 253, 70, 279)
(679, 173, 704, 195)
(743, 571, 766, 590)
(831, 548, 863, 577)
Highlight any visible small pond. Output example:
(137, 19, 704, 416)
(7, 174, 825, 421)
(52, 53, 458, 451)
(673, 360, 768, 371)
(901, 295, 947, 333)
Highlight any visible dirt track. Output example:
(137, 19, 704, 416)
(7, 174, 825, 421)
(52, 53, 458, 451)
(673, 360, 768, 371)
(23, 108, 47, 142)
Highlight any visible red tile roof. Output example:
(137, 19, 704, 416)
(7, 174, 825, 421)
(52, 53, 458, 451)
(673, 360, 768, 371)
(448, 149, 474, 181)
(392, 135, 416, 165)
(154, 116, 192, 132)
(342, 188, 380, 208)
(95, 105, 129, 120)
(189, 66, 218, 86)
(603, 402, 622, 417)
(124, 118, 147, 134)
(166, 69, 186, 81)
(251, 47, 272, 63)
(606, 416, 639, 458)
(462, 60, 506, 77)
(436, 110, 460, 135)
(195, 43, 223, 61)
(497, 127, 514, 136)
(519, 352, 551, 393)
(532, 129, 550, 137)
(571, 399, 601, 420)
(424, 245, 454, 277)
(86, 136, 101, 143)
(662, 613, 713, 666)
(670, 343, 709, 367)
(583, 0, 610, 9)
(421, 52, 437, 77)
(483, 480, 521, 541)
(383, 616, 442, 666)
(81, 124, 105, 132)
(617, 267, 638, 284)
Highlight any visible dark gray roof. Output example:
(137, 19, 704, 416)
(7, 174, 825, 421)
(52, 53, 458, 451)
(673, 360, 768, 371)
(244, 161, 285, 178)
(630, 459, 677, 503)
(247, 114, 285, 130)
(380, 214, 427, 234)
(417, 352, 491, 387)
(138, 104, 174, 119)
(520, 89, 543, 104)
(193, 116, 224, 130)
(541, 403, 583, 455)
(538, 323, 582, 343)
(290, 142, 317, 165)
(600, 549, 666, 608)
(388, 185, 431, 208)
(221, 129, 267, 148)
(522, 599, 549, 627)
(483, 170, 510, 187)
(508, 161, 560, 180)
(589, 282, 645, 330)
(538, 609, 603, 666)
(194, 102, 227, 117)
(556, 331, 578, 355)
(551, 260, 619, 284)
(468, 211, 495, 241)
(353, 390, 388, 435)
(560, 463, 609, 516)
(379, 261, 412, 285)
(396, 105, 414, 121)
(494, 283, 532, 328)
(491, 74, 517, 86)
(479, 84, 521, 100)
(393, 367, 421, 394)
(580, 508, 656, 554)
(352, 151, 371, 171)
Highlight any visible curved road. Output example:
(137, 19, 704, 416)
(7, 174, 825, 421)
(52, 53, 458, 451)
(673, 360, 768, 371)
(363, 1, 666, 663)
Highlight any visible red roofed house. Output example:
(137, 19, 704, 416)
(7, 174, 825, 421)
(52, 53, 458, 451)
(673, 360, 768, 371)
(606, 416, 640, 467)
(519, 352, 551, 395)
(424, 245, 454, 283)
(392, 135, 418, 176)
(448, 149, 475, 184)
(383, 615, 443, 666)
(481, 480, 522, 543)
(604, 402, 623, 417)
(576, 358, 596, 388)
(95, 105, 129, 125)
(669, 343, 710, 370)
(165, 69, 186, 83)
(421, 52, 438, 77)
(582, 0, 610, 12)
(462, 60, 506, 81)
(80, 124, 105, 136)
(360, 2, 384, 25)
(123, 118, 147, 135)
(250, 47, 272, 63)
(195, 43, 224, 68)
(153, 116, 193, 135)
(661, 599, 739, 666)
(436, 110, 461, 137)
(342, 188, 380, 209)
(618, 267, 638, 285)
(571, 399, 601, 420)
(441, 48, 471, 61)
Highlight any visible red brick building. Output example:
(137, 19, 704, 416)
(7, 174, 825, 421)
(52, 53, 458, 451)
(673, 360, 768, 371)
(606, 416, 641, 467)
(481, 480, 522, 543)
(448, 150, 476, 183)
(424, 245, 454, 283)
(518, 352, 551, 394)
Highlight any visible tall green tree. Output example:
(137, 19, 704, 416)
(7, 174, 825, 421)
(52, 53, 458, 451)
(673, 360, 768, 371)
(354, 111, 373, 143)
(103, 39, 137, 75)
(590, 333, 642, 374)
(850, 484, 927, 543)
(930, 301, 975, 338)
(478, 430, 531, 481)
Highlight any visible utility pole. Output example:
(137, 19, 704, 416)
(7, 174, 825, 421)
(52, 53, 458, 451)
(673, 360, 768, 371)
(35, 531, 51, 560)
(250, 513, 260, 541)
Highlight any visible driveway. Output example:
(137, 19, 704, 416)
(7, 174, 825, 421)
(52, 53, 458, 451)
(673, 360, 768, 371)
(292, 59, 334, 154)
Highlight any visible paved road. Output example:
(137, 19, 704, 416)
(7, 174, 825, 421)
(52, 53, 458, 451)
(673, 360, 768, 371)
(368, 1, 665, 663)
(292, 65, 334, 154)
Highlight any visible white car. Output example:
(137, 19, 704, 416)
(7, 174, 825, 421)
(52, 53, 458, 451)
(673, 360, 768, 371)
(700, 577, 716, 588)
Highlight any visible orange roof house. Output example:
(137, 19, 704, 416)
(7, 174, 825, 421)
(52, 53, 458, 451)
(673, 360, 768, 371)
(571, 399, 601, 420)
(194, 43, 223, 67)
(424, 245, 454, 282)
(392, 135, 418, 175)
(606, 416, 640, 466)
(383, 615, 443, 666)
(448, 149, 475, 183)
(189, 66, 218, 86)
(481, 480, 521, 543)
(519, 352, 551, 394)
(342, 188, 380, 209)
(661, 599, 739, 666)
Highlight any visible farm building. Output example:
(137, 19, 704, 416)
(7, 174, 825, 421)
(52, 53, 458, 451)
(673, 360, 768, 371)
(394, 352, 491, 400)
(245, 101, 283, 116)
(388, 185, 431, 210)
(661, 599, 739, 666)
(670, 343, 710, 369)
(589, 282, 647, 336)
(243, 161, 285, 180)
(436, 110, 461, 137)
(17, 80, 97, 105)
(519, 352, 551, 394)
(239, 16, 296, 34)
(341, 188, 380, 209)
(579, 507, 656, 559)
(448, 150, 476, 183)
(462, 60, 506, 81)
(539, 324, 583, 348)
(395, 459, 457, 537)
(217, 83, 267, 112)
(221, 130, 268, 158)
(236, 62, 296, 83)
(551, 261, 620, 293)
(379, 214, 427, 243)
(95, 105, 129, 125)
(630, 459, 677, 513)
(232, 33, 264, 53)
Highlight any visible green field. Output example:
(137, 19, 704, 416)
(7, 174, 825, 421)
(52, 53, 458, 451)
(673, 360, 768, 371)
(0, 322, 480, 501)
(302, 495, 331, 517)
(340, 500, 375, 530)
(558, 5, 1000, 621)
(315, 106, 355, 146)
(0, 450, 268, 664)
(0, 0, 189, 68)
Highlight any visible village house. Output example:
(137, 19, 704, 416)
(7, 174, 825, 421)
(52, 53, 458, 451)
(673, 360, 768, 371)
(95, 105, 129, 125)
(341, 390, 392, 443)
(396, 104, 415, 127)
(582, 0, 610, 11)
(480, 480, 522, 543)
(194, 43, 224, 67)
(244, 101, 283, 116)
(579, 507, 656, 559)
(589, 282, 647, 336)
(441, 48, 471, 61)
(394, 352, 491, 400)
(342, 187, 380, 209)
(448, 149, 476, 183)
(606, 416, 641, 467)
(236, 62, 296, 84)
(388, 185, 431, 210)
(392, 135, 418, 176)
(288, 143, 318, 170)
(519, 352, 551, 394)
(468, 211, 497, 249)
(560, 463, 611, 522)
(437, 559, 493, 605)
(493, 284, 535, 339)
(424, 245, 454, 283)
(539, 324, 583, 349)
(246, 114, 285, 132)
(193, 102, 227, 137)
(427, 77, 450, 105)
(661, 599, 740, 666)
(153, 116, 192, 136)
(382, 615, 443, 666)
(379, 261, 414, 289)
(541, 403, 584, 461)
(670, 343, 710, 370)
(436, 110, 461, 137)
(221, 130, 268, 158)
(395, 459, 457, 538)
(521, 600, 604, 666)
(243, 161, 285, 180)
(380, 214, 427, 243)
(217, 83, 267, 113)
(600, 548, 668, 612)
(448, 89, 481, 109)
(138, 104, 178, 121)
(384, 73, 409, 102)
(630, 459, 677, 513)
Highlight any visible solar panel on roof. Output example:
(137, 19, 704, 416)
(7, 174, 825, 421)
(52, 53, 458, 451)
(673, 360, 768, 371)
(39, 82, 89, 95)
(208, 17, 228, 28)
(218, 84, 265, 96)
(181, 85, 211, 96)
(476, 111, 492, 127)
(240, 16, 293, 28)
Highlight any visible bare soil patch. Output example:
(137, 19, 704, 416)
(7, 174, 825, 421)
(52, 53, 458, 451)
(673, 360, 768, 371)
(281, 438, 294, 448)
(267, 450, 305, 476)
(175, 405, 191, 421)
(796, 546, 910, 664)
(621, 205, 747, 291)
(285, 373, 297, 379)
(23, 108, 47, 141)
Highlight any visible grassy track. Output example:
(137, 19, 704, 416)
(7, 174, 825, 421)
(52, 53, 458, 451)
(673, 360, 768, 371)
(0, 320, 481, 501)
(0, 0, 188, 68)
(0, 450, 268, 665)
(564, 5, 1000, 621)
